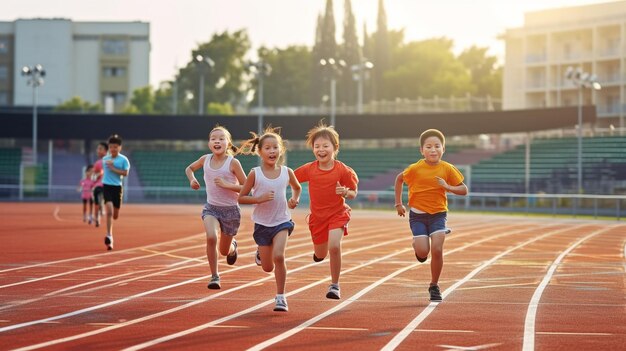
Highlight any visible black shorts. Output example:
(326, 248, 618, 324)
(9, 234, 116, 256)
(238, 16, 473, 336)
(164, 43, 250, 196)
(93, 186, 104, 204)
(103, 184, 123, 209)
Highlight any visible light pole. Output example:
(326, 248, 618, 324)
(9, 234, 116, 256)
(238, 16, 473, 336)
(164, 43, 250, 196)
(351, 59, 374, 114)
(320, 58, 346, 126)
(195, 54, 215, 115)
(248, 60, 272, 134)
(21, 64, 45, 165)
(565, 66, 601, 194)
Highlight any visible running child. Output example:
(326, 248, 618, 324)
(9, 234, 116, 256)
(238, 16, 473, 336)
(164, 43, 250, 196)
(394, 128, 468, 302)
(238, 127, 301, 312)
(294, 123, 358, 300)
(78, 165, 95, 224)
(185, 126, 247, 290)
(102, 134, 131, 251)
(92, 141, 108, 227)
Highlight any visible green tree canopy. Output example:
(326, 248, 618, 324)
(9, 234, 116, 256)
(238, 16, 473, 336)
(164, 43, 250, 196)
(54, 96, 102, 113)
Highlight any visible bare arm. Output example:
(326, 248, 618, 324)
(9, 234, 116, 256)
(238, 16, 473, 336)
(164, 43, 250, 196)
(287, 168, 301, 209)
(215, 158, 246, 192)
(106, 162, 129, 177)
(238, 170, 274, 205)
(435, 177, 468, 196)
(394, 172, 407, 217)
(185, 155, 206, 190)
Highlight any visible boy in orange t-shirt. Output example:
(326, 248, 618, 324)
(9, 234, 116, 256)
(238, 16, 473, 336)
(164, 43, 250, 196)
(394, 129, 468, 302)
(294, 123, 358, 300)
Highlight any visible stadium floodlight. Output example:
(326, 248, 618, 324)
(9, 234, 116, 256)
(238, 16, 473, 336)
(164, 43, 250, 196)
(21, 64, 46, 165)
(565, 66, 601, 194)
(351, 59, 374, 114)
(320, 58, 346, 126)
(247, 60, 272, 134)
(194, 54, 215, 115)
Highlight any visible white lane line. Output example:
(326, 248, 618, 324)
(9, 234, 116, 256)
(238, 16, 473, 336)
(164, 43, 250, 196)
(414, 329, 474, 333)
(536, 332, 612, 336)
(52, 206, 66, 222)
(522, 226, 613, 351)
(306, 327, 368, 331)
(437, 343, 501, 350)
(13, 233, 414, 351)
(380, 224, 586, 351)
(247, 224, 569, 351)
(0, 232, 206, 274)
(0, 242, 207, 289)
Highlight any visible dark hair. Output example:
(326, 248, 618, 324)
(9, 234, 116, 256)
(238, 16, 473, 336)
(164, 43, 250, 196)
(98, 141, 109, 151)
(419, 129, 445, 147)
(108, 134, 122, 145)
(236, 126, 286, 164)
(305, 121, 340, 156)
(86, 164, 93, 171)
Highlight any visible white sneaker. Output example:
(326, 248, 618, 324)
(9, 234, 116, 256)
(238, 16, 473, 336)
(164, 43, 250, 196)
(104, 235, 114, 251)
(255, 249, 262, 266)
(273, 295, 288, 312)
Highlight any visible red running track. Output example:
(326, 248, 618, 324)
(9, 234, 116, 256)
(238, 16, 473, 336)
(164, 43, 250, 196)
(1, 203, 625, 350)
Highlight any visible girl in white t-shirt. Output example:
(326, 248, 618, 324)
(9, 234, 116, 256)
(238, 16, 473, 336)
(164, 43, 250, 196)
(238, 127, 301, 312)
(185, 126, 247, 290)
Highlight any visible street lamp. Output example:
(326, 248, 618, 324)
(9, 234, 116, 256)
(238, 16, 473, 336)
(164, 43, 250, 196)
(247, 60, 272, 134)
(320, 58, 346, 126)
(21, 64, 45, 165)
(565, 66, 601, 194)
(351, 59, 374, 114)
(194, 54, 215, 115)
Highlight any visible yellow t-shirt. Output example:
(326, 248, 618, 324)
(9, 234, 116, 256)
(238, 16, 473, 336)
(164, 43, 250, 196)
(402, 159, 464, 214)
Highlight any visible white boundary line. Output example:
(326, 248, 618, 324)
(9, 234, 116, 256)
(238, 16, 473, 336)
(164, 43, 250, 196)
(2, 222, 415, 336)
(12, 233, 415, 351)
(0, 232, 207, 274)
(52, 206, 66, 222)
(248, 223, 576, 351)
(521, 226, 613, 351)
(380, 224, 593, 351)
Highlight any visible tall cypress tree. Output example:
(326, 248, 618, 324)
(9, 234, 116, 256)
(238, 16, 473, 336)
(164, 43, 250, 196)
(319, 0, 337, 103)
(340, 0, 360, 106)
(311, 13, 325, 106)
(373, 0, 390, 100)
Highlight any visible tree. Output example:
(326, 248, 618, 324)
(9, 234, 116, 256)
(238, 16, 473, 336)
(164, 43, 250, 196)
(206, 102, 234, 115)
(339, 0, 360, 105)
(127, 86, 155, 114)
(384, 38, 473, 99)
(458, 46, 502, 98)
(54, 96, 102, 113)
(373, 0, 390, 100)
(253, 46, 312, 108)
(175, 30, 251, 114)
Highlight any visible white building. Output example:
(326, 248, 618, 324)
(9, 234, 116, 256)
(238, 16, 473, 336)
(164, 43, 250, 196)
(502, 1, 626, 128)
(0, 19, 149, 111)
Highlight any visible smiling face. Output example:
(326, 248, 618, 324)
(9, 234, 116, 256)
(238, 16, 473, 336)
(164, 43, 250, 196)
(259, 136, 282, 167)
(312, 136, 336, 163)
(108, 143, 121, 157)
(208, 129, 229, 156)
(96, 144, 107, 158)
(420, 136, 445, 165)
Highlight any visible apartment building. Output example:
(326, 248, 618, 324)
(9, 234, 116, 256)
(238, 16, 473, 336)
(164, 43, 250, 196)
(0, 19, 149, 112)
(503, 1, 626, 128)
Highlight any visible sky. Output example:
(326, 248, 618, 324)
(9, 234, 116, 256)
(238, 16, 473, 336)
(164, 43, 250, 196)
(1, 0, 617, 87)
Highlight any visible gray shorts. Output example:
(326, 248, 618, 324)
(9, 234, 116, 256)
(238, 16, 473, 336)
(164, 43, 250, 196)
(201, 203, 241, 236)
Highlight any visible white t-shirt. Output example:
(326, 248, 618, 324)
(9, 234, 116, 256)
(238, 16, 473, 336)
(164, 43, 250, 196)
(251, 166, 291, 227)
(203, 154, 239, 207)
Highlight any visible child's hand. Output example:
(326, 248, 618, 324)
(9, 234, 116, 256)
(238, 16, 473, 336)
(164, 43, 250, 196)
(335, 182, 348, 197)
(435, 176, 449, 191)
(258, 191, 275, 203)
(190, 179, 200, 190)
(214, 177, 228, 189)
(395, 204, 406, 217)
(105, 160, 114, 169)
(288, 197, 299, 209)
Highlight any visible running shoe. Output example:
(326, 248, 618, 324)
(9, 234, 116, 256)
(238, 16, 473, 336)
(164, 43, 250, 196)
(273, 295, 288, 312)
(429, 284, 442, 302)
(104, 235, 113, 251)
(226, 240, 238, 265)
(207, 275, 221, 289)
(326, 284, 341, 299)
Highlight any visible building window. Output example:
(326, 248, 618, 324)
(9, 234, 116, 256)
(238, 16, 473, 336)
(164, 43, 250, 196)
(0, 92, 8, 105)
(102, 40, 128, 55)
(103, 67, 126, 77)
(0, 65, 7, 81)
(103, 92, 126, 104)
(0, 39, 8, 54)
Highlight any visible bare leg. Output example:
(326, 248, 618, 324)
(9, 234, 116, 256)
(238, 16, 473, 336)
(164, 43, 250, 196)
(429, 233, 446, 285)
(105, 202, 114, 235)
(328, 228, 344, 285)
(202, 216, 220, 276)
(218, 233, 235, 257)
(412, 236, 430, 259)
(313, 242, 328, 260)
(272, 231, 288, 294)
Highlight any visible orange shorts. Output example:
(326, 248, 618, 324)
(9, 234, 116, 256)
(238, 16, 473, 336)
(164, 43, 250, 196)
(307, 209, 351, 245)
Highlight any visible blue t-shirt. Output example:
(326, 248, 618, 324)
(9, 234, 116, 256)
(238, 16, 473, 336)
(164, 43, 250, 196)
(102, 153, 130, 186)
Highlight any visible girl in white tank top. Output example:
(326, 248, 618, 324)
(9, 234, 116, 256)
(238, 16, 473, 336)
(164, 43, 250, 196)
(237, 128, 302, 312)
(185, 126, 247, 290)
